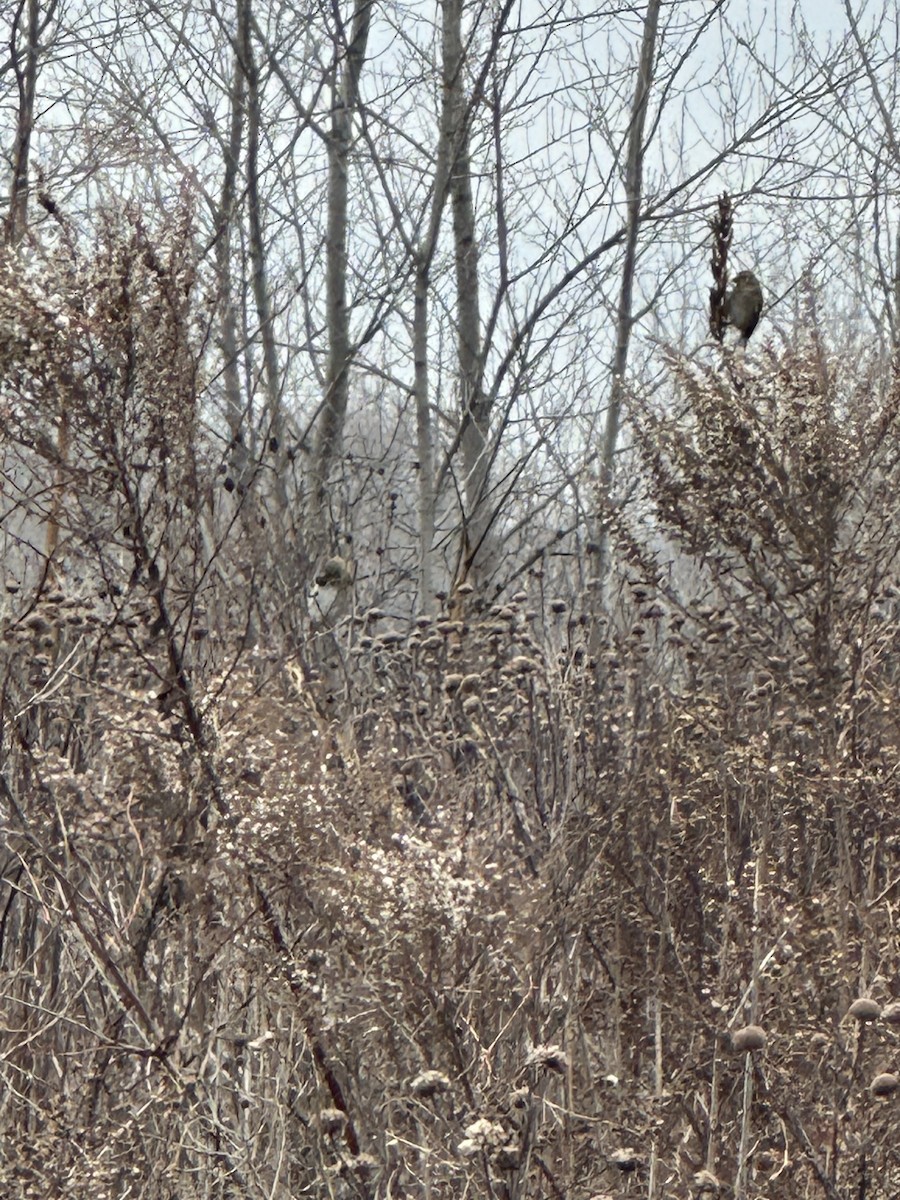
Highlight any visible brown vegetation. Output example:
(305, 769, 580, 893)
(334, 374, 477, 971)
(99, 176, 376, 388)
(4, 216, 900, 1200)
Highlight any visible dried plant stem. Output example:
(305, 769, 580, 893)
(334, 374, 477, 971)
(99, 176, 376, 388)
(735, 1053, 754, 1199)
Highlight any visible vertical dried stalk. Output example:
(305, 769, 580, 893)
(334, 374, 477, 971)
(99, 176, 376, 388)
(709, 192, 733, 343)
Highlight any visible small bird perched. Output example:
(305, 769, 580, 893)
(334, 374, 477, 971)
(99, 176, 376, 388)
(726, 270, 764, 341)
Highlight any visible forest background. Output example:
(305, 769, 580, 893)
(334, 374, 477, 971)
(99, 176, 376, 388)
(3, 0, 900, 1197)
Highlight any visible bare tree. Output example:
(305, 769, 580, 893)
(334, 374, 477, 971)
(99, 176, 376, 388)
(4, 0, 57, 243)
(308, 0, 373, 557)
(239, 0, 283, 455)
(214, 1, 251, 468)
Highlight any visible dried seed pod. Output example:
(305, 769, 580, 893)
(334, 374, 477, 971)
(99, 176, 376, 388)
(350, 1154, 378, 1179)
(692, 1170, 722, 1196)
(494, 1143, 521, 1170)
(410, 1070, 450, 1098)
(732, 1024, 766, 1053)
(318, 1107, 347, 1135)
(610, 1147, 639, 1173)
(848, 998, 882, 1022)
(871, 1072, 899, 1097)
(525, 1044, 568, 1073)
(458, 1118, 506, 1157)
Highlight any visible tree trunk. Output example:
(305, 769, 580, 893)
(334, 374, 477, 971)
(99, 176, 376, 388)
(591, 0, 661, 622)
(216, 4, 249, 473)
(5, 0, 43, 244)
(442, 0, 489, 589)
(413, 258, 437, 610)
(309, 0, 372, 556)
(238, 0, 283, 458)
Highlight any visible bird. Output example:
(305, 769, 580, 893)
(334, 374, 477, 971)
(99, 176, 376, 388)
(726, 270, 763, 341)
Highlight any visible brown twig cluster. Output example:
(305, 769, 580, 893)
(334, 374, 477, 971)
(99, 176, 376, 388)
(709, 192, 733, 343)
